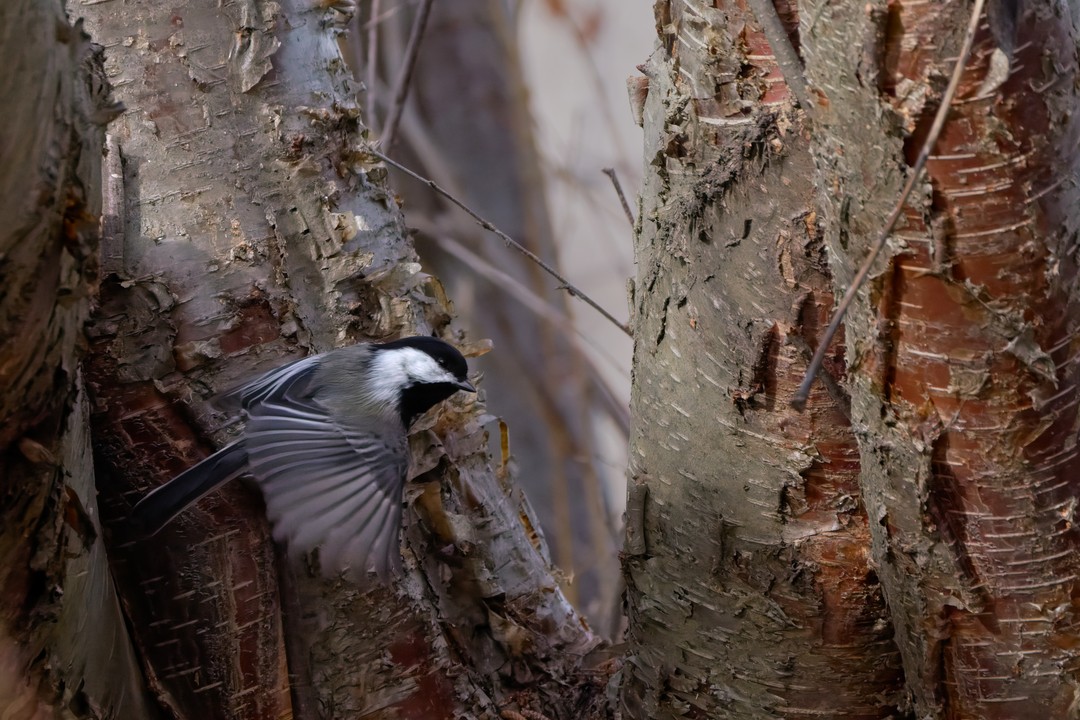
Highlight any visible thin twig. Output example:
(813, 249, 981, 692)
(745, 0, 814, 112)
(365, 0, 381, 113)
(435, 234, 634, 430)
(381, 0, 435, 149)
(367, 148, 633, 337)
(792, 0, 987, 410)
(602, 167, 635, 228)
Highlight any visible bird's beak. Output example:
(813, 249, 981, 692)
(455, 379, 476, 393)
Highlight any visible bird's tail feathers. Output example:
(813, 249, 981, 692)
(131, 442, 249, 535)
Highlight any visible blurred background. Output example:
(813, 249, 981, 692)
(342, 0, 652, 632)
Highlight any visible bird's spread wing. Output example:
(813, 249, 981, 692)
(247, 406, 407, 579)
(242, 366, 407, 580)
(214, 354, 322, 411)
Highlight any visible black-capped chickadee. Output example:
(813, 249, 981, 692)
(131, 336, 475, 580)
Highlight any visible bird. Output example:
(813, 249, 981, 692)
(131, 335, 476, 580)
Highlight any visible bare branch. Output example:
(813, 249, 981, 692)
(434, 233, 632, 433)
(380, 0, 435, 149)
(745, 0, 814, 112)
(602, 167, 635, 228)
(367, 147, 633, 337)
(365, 0, 381, 114)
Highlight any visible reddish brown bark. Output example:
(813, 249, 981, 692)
(887, 4, 1080, 713)
(622, 0, 904, 717)
(805, 0, 1080, 715)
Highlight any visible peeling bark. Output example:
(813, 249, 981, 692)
(803, 0, 1080, 715)
(78, 0, 601, 718)
(621, 1, 904, 717)
(0, 1, 152, 718)
(14, 0, 1074, 716)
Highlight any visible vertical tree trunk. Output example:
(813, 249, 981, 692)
(78, 1, 601, 718)
(802, 0, 1080, 715)
(625, 0, 1080, 717)
(622, 1, 904, 717)
(0, 1, 152, 718)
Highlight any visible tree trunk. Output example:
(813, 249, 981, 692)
(623, 1, 903, 717)
(624, 0, 1080, 718)
(0, 2, 152, 718)
(803, 0, 1080, 716)
(77, 0, 601, 718)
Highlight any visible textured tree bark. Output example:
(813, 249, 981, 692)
(622, 1, 904, 718)
(356, 0, 625, 628)
(802, 0, 1080, 716)
(626, 0, 1080, 717)
(17, 0, 1075, 716)
(78, 0, 601, 718)
(0, 1, 152, 718)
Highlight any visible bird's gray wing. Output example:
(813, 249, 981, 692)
(243, 384, 407, 580)
(214, 354, 322, 411)
(131, 357, 323, 535)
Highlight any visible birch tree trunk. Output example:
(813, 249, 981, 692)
(77, 0, 601, 718)
(624, 0, 1080, 717)
(803, 1, 1080, 716)
(623, 0, 902, 716)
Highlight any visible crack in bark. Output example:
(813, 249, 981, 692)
(925, 428, 995, 619)
(879, 259, 903, 406)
